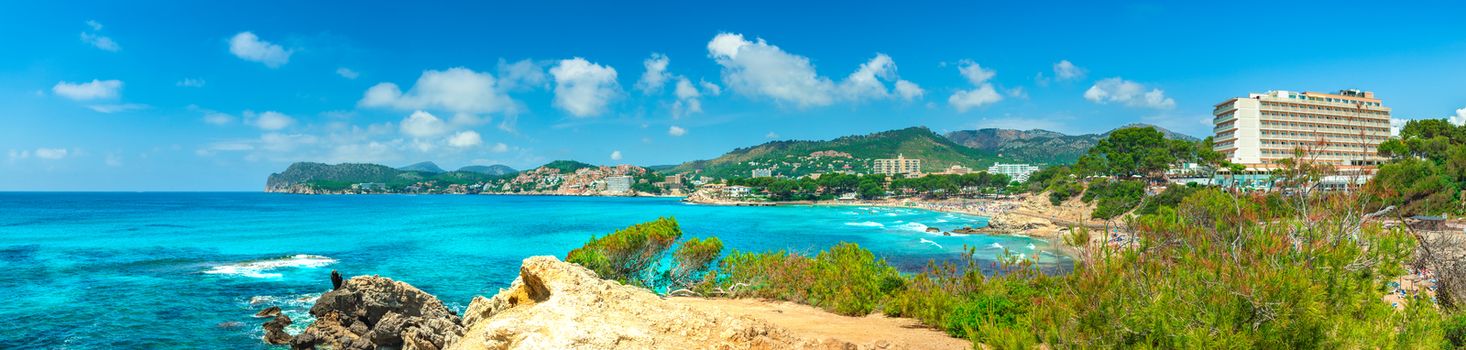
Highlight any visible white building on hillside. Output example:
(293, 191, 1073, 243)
(987, 163, 1040, 182)
(605, 176, 633, 193)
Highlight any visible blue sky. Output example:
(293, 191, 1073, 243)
(3, 1, 1465, 190)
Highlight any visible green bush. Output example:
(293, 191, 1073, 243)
(716, 242, 901, 316)
(666, 236, 723, 289)
(1082, 179, 1145, 219)
(566, 217, 683, 287)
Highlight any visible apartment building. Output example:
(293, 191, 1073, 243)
(872, 154, 922, 177)
(986, 163, 1040, 182)
(1212, 89, 1391, 174)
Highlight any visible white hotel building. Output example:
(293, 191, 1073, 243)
(1212, 89, 1391, 177)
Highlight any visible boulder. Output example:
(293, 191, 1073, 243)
(254, 306, 282, 318)
(280, 274, 463, 349)
(924, 226, 940, 233)
(262, 315, 293, 345)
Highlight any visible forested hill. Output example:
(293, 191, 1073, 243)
(944, 123, 1200, 165)
(668, 127, 1008, 179)
(265, 162, 512, 192)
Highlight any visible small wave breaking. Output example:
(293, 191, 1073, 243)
(844, 221, 885, 228)
(919, 238, 943, 249)
(205, 254, 336, 278)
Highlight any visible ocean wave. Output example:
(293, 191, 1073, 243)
(898, 222, 934, 233)
(988, 242, 1004, 249)
(844, 221, 885, 228)
(919, 238, 943, 249)
(205, 254, 336, 278)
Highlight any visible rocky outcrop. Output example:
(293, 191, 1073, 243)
(448, 256, 867, 350)
(263, 315, 293, 345)
(277, 274, 464, 350)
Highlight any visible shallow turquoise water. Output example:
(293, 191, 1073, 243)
(0, 192, 1069, 349)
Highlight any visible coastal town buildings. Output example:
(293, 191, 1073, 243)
(933, 165, 974, 175)
(873, 154, 922, 177)
(987, 163, 1040, 182)
(1212, 89, 1391, 173)
(751, 168, 773, 178)
(605, 175, 633, 193)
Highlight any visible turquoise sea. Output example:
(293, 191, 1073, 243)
(0, 192, 1069, 349)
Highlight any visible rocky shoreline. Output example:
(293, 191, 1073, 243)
(259, 256, 945, 349)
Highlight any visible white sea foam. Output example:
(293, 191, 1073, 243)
(898, 222, 930, 233)
(845, 221, 884, 228)
(1026, 243, 1037, 250)
(919, 238, 943, 249)
(206, 254, 336, 278)
(988, 242, 1004, 249)
(934, 218, 949, 223)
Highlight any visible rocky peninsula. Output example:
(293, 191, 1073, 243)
(260, 256, 964, 349)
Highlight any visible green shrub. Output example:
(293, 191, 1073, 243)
(717, 242, 901, 316)
(666, 236, 723, 290)
(1082, 179, 1145, 220)
(1445, 313, 1466, 348)
(566, 217, 683, 287)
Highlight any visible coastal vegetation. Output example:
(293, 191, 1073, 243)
(555, 122, 1466, 348)
(1370, 118, 1466, 215)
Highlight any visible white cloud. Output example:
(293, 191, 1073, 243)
(1083, 77, 1175, 110)
(86, 20, 103, 31)
(400, 110, 448, 137)
(672, 77, 703, 118)
(709, 33, 916, 108)
(1448, 107, 1466, 126)
(80, 32, 120, 52)
(203, 111, 234, 125)
(948, 60, 1002, 112)
(894, 80, 924, 101)
(1053, 60, 1085, 81)
(104, 153, 123, 167)
(668, 125, 687, 136)
(766, 131, 780, 139)
(839, 54, 900, 100)
(52, 79, 122, 100)
(550, 57, 620, 117)
(490, 142, 509, 153)
(699, 80, 722, 96)
(497, 59, 548, 91)
(336, 67, 359, 79)
(87, 103, 148, 114)
(252, 111, 295, 130)
(176, 78, 206, 87)
(447, 130, 482, 148)
(360, 67, 519, 116)
(610, 150, 623, 161)
(635, 53, 671, 94)
(35, 148, 69, 160)
(1007, 86, 1028, 98)
(229, 32, 292, 68)
(708, 33, 834, 107)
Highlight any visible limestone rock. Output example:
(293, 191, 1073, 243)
(446, 256, 863, 350)
(286, 275, 463, 349)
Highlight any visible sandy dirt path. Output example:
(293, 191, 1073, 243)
(668, 297, 971, 350)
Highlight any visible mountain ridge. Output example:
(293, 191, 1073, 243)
(944, 123, 1200, 165)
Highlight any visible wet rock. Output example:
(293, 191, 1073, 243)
(254, 306, 282, 318)
(924, 227, 940, 233)
(262, 315, 292, 345)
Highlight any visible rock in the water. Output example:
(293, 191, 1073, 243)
(262, 315, 293, 345)
(447, 256, 862, 349)
(254, 306, 282, 318)
(291, 275, 463, 350)
(924, 226, 940, 233)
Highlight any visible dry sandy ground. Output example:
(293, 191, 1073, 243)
(668, 297, 971, 350)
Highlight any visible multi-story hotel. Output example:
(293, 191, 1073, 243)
(873, 154, 922, 177)
(986, 163, 1041, 183)
(1212, 89, 1391, 175)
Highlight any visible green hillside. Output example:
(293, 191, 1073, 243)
(265, 162, 504, 191)
(944, 123, 1201, 165)
(669, 127, 1007, 179)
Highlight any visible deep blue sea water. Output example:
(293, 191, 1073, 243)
(0, 192, 1069, 349)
